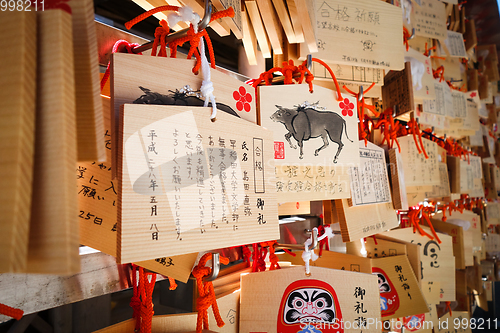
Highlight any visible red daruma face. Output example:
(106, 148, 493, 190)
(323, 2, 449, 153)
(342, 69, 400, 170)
(277, 280, 343, 333)
(372, 267, 400, 317)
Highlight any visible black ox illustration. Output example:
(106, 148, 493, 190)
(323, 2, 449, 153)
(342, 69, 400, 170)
(133, 86, 240, 118)
(270, 104, 352, 163)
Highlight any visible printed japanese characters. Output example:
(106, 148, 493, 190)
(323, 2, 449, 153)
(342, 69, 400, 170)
(259, 84, 359, 202)
(240, 266, 381, 333)
(117, 104, 278, 263)
(314, 0, 404, 70)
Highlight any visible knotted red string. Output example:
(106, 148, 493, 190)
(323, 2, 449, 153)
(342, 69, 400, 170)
(406, 118, 429, 158)
(251, 243, 267, 272)
(124, 5, 234, 74)
(192, 253, 230, 333)
(0, 303, 23, 321)
(130, 265, 141, 332)
(422, 206, 442, 244)
(100, 40, 142, 91)
(251, 58, 342, 101)
(373, 108, 403, 152)
(407, 206, 434, 240)
(403, 27, 410, 52)
(317, 225, 330, 256)
(129, 265, 157, 333)
(241, 245, 252, 267)
(343, 83, 377, 146)
(151, 19, 170, 57)
(168, 277, 178, 290)
(445, 301, 452, 316)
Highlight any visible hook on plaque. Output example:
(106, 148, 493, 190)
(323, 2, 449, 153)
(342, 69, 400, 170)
(393, 105, 397, 117)
(307, 54, 312, 71)
(203, 252, 220, 282)
(408, 28, 416, 40)
(434, 203, 440, 213)
(358, 85, 364, 102)
(305, 228, 318, 251)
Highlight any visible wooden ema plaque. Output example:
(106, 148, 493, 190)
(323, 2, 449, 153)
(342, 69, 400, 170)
(405, 47, 436, 102)
(240, 266, 381, 332)
(111, 53, 258, 179)
(27, 9, 80, 275)
(0, 10, 36, 273)
(117, 104, 278, 263)
(398, 136, 440, 188)
(336, 199, 398, 242)
(348, 141, 392, 207)
(78, 97, 197, 282)
(313, 0, 404, 70)
(276, 253, 427, 321)
(311, 62, 385, 85)
(69, 0, 105, 162)
(382, 62, 414, 117)
(414, 0, 447, 40)
(380, 227, 456, 302)
(259, 84, 359, 202)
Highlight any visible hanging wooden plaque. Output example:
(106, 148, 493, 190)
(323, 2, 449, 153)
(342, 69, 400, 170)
(336, 199, 398, 242)
(371, 255, 428, 320)
(405, 47, 436, 101)
(28, 9, 80, 274)
(259, 84, 359, 202)
(399, 136, 440, 187)
(311, 62, 385, 85)
(428, 216, 470, 269)
(380, 227, 456, 302)
(111, 53, 258, 178)
(0, 10, 36, 273)
(313, 0, 404, 70)
(348, 141, 392, 207)
(382, 62, 414, 117)
(69, 0, 105, 162)
(414, 0, 447, 40)
(389, 148, 409, 210)
(240, 266, 381, 332)
(78, 97, 198, 282)
(117, 104, 278, 263)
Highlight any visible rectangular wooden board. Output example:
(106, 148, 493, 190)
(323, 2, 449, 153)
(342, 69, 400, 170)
(380, 227, 456, 302)
(259, 84, 359, 202)
(398, 136, 440, 187)
(117, 104, 278, 263)
(0, 10, 36, 273)
(245, 0, 272, 58)
(69, 0, 105, 162)
(314, 0, 404, 70)
(405, 47, 436, 101)
(78, 97, 198, 282)
(336, 199, 398, 242)
(311, 62, 384, 85)
(349, 141, 392, 206)
(371, 255, 428, 320)
(414, 0, 447, 40)
(382, 62, 415, 116)
(388, 148, 409, 210)
(240, 266, 381, 332)
(111, 54, 258, 179)
(28, 9, 80, 274)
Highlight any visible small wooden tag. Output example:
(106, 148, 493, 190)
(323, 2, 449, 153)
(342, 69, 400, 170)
(382, 62, 414, 117)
